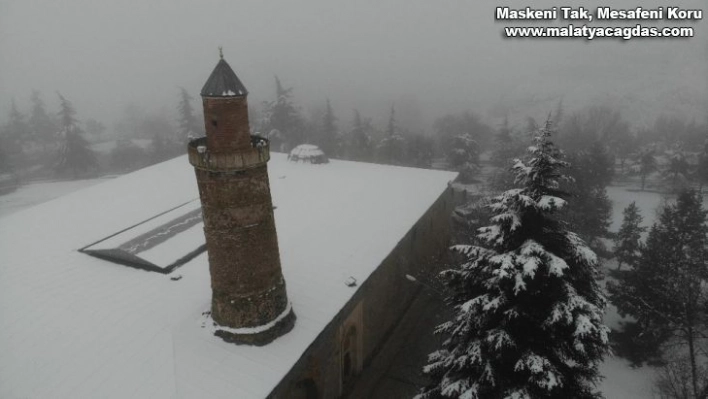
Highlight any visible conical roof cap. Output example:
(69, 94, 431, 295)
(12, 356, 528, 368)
(201, 56, 248, 97)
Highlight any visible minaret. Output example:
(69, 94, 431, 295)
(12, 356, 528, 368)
(188, 50, 295, 345)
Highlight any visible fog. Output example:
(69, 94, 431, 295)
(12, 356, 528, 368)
(1, 0, 706, 132)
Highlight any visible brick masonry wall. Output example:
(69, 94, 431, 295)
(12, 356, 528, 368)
(203, 97, 252, 153)
(195, 164, 289, 329)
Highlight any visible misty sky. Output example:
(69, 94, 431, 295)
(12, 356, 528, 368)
(1, 0, 705, 132)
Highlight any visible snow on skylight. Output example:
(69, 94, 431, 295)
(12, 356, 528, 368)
(80, 199, 205, 273)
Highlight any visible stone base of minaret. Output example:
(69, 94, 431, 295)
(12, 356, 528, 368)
(213, 305, 296, 346)
(210, 275, 296, 346)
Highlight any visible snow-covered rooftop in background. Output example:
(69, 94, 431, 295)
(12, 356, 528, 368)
(0, 153, 456, 399)
(288, 144, 328, 163)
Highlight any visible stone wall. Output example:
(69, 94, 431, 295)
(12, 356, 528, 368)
(268, 184, 456, 399)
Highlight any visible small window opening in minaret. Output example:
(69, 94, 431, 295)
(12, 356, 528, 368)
(211, 118, 217, 127)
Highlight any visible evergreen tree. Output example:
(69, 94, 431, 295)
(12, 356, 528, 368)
(491, 117, 519, 168)
(0, 139, 10, 173)
(664, 144, 691, 193)
(176, 87, 201, 144)
(346, 109, 373, 161)
(608, 190, 708, 398)
(264, 76, 304, 150)
(525, 117, 539, 135)
(434, 111, 494, 160)
(636, 147, 658, 191)
(376, 133, 406, 165)
(613, 202, 645, 270)
(386, 105, 396, 137)
(29, 90, 58, 152)
(378, 106, 406, 165)
(554, 99, 564, 125)
(418, 120, 610, 399)
(567, 187, 613, 255)
(581, 142, 614, 189)
(319, 98, 338, 156)
(612, 129, 635, 176)
(697, 142, 708, 192)
(563, 143, 614, 255)
(447, 133, 479, 169)
(0, 100, 29, 169)
(55, 93, 97, 178)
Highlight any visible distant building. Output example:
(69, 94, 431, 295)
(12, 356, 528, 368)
(0, 54, 457, 398)
(288, 144, 329, 164)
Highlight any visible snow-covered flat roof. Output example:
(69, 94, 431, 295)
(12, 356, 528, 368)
(0, 153, 456, 399)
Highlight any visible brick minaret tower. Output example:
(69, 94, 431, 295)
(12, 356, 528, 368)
(188, 51, 295, 345)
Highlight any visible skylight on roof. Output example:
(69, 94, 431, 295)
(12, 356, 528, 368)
(79, 200, 206, 274)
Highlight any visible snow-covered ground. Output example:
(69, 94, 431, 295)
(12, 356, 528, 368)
(0, 177, 114, 219)
(608, 184, 708, 231)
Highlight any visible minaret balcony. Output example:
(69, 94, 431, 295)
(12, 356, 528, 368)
(188, 136, 270, 171)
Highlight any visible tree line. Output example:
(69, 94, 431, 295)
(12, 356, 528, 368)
(418, 115, 708, 398)
(611, 193, 708, 398)
(3, 79, 705, 197)
(251, 76, 492, 176)
(0, 88, 202, 181)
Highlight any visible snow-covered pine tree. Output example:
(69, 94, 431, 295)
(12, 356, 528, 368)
(264, 76, 305, 150)
(448, 133, 479, 171)
(55, 93, 97, 178)
(418, 120, 610, 399)
(608, 189, 708, 397)
(613, 202, 645, 271)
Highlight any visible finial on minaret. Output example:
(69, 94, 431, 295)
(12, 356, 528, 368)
(219, 46, 223, 59)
